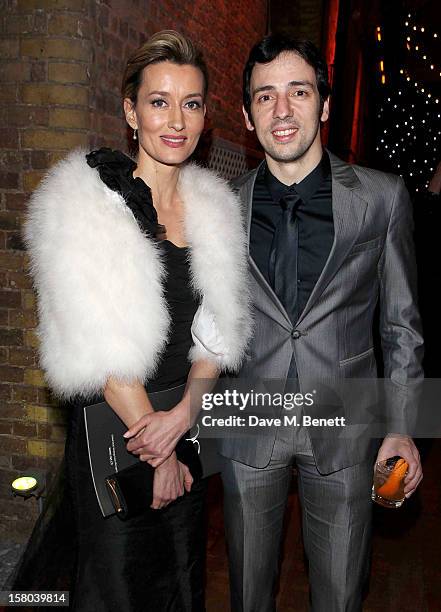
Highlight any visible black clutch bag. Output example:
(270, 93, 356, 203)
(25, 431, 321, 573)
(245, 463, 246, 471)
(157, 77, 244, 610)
(85, 383, 220, 519)
(104, 437, 202, 520)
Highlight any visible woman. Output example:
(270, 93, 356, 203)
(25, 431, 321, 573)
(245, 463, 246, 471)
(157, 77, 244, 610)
(22, 30, 251, 611)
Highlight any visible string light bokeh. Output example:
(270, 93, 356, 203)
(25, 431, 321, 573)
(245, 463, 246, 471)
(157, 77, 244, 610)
(375, 13, 440, 192)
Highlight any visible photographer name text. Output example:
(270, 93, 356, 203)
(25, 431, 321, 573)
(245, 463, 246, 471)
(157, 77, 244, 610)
(201, 415, 346, 427)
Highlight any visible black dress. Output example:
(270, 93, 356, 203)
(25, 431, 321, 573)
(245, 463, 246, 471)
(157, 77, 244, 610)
(12, 150, 207, 612)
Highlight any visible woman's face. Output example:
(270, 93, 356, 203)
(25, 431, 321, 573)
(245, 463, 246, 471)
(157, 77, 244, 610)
(124, 61, 206, 166)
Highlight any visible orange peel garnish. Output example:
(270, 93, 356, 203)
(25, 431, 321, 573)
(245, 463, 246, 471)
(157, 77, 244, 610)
(376, 458, 408, 498)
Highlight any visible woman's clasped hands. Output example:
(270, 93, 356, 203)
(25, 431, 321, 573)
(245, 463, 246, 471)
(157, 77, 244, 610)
(151, 452, 193, 509)
(124, 402, 192, 508)
(124, 402, 189, 465)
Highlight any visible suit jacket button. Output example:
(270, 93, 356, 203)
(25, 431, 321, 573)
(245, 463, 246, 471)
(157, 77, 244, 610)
(292, 330, 301, 339)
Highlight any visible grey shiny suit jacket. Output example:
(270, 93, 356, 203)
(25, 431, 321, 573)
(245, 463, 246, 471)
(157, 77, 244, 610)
(219, 152, 424, 474)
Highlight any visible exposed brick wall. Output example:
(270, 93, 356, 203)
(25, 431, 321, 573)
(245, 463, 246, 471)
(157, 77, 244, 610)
(1, 0, 91, 542)
(270, 0, 324, 47)
(0, 0, 267, 541)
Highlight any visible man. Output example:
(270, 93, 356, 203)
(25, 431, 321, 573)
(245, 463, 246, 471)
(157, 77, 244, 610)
(220, 35, 424, 611)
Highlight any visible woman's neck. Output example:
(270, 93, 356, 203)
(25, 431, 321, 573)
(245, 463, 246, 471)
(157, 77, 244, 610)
(133, 151, 181, 210)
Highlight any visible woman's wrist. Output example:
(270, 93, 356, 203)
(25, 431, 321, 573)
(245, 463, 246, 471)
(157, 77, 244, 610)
(156, 450, 177, 471)
(171, 400, 192, 435)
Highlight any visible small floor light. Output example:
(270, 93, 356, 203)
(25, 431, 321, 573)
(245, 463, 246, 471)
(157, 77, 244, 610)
(11, 476, 38, 497)
(11, 469, 47, 511)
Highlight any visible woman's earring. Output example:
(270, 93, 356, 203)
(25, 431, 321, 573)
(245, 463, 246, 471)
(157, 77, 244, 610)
(133, 128, 137, 141)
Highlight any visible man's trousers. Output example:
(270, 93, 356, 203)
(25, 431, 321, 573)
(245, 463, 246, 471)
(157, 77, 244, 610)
(221, 424, 373, 612)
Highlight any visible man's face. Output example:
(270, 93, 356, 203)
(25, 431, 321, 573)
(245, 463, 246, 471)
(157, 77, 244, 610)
(244, 51, 329, 164)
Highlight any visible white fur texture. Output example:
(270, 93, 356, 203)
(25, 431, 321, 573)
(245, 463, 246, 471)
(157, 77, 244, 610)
(179, 165, 252, 371)
(24, 150, 251, 398)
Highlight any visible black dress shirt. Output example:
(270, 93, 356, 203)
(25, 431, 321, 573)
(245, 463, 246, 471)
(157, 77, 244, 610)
(250, 151, 334, 323)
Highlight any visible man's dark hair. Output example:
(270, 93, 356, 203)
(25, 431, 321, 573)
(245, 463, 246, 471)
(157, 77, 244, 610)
(243, 34, 330, 120)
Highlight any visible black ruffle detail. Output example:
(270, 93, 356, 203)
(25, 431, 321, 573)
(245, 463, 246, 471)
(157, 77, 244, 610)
(86, 147, 165, 238)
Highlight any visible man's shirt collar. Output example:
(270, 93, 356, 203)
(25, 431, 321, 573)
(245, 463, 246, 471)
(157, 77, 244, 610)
(264, 150, 331, 205)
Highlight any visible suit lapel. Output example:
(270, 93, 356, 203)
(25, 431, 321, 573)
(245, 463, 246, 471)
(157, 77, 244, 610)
(240, 166, 293, 331)
(241, 153, 368, 330)
(296, 152, 368, 326)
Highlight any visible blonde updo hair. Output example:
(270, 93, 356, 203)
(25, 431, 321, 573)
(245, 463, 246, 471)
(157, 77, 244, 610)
(121, 30, 209, 104)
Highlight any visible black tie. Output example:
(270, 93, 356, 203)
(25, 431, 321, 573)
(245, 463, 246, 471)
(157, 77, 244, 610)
(269, 192, 302, 323)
